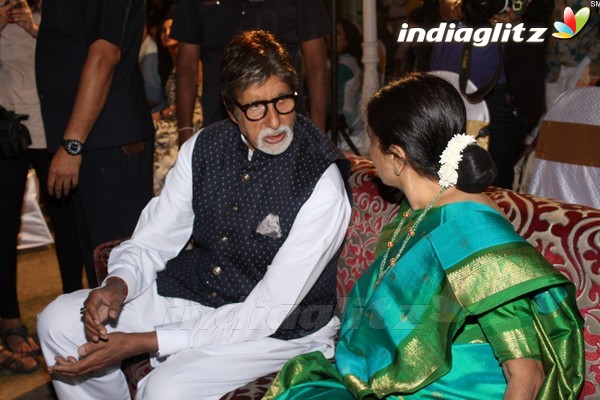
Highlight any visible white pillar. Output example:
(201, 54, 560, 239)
(361, 0, 380, 109)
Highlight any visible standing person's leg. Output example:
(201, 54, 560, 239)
(486, 87, 529, 189)
(0, 154, 29, 322)
(73, 137, 154, 286)
(29, 149, 85, 293)
(0, 153, 40, 367)
(70, 193, 97, 287)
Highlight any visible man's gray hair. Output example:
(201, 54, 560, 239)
(220, 30, 298, 114)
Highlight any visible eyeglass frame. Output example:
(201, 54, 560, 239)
(233, 91, 298, 122)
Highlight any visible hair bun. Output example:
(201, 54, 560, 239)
(456, 144, 496, 193)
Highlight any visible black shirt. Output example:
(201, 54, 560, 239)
(171, 0, 331, 126)
(35, 0, 154, 152)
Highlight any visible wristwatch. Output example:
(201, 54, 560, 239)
(62, 139, 84, 155)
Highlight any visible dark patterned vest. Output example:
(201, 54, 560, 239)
(156, 115, 351, 339)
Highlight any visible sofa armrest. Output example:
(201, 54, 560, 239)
(93, 238, 129, 286)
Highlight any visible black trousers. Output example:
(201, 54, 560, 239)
(0, 153, 29, 319)
(70, 137, 154, 286)
(0, 149, 83, 319)
(486, 86, 530, 189)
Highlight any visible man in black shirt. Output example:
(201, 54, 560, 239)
(171, 0, 331, 143)
(35, 0, 155, 279)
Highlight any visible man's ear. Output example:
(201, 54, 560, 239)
(226, 105, 239, 125)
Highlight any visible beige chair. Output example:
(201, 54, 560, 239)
(527, 87, 600, 208)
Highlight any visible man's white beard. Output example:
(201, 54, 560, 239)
(256, 125, 294, 155)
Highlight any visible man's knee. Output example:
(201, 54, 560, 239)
(37, 292, 86, 347)
(135, 366, 182, 400)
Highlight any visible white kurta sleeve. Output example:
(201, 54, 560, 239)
(155, 163, 351, 356)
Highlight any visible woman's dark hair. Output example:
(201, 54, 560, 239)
(220, 30, 298, 114)
(338, 19, 362, 62)
(366, 72, 496, 193)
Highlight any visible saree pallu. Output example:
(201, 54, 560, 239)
(265, 202, 584, 400)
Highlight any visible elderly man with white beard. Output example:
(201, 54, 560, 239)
(37, 30, 352, 400)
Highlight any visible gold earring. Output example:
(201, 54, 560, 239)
(392, 164, 400, 176)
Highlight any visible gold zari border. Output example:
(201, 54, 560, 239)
(446, 246, 555, 308)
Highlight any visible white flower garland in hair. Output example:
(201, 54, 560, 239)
(438, 133, 476, 188)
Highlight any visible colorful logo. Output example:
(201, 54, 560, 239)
(553, 7, 591, 39)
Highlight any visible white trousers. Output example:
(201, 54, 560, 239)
(37, 283, 339, 400)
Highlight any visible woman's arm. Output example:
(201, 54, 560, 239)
(476, 297, 545, 399)
(502, 357, 545, 400)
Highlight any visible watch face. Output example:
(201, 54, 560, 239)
(64, 140, 83, 155)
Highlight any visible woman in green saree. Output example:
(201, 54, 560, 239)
(264, 73, 584, 400)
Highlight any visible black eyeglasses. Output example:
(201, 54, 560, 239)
(233, 92, 297, 121)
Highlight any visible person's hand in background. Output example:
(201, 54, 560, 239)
(577, 60, 600, 87)
(0, 0, 19, 32)
(7, 0, 38, 37)
(440, 0, 464, 21)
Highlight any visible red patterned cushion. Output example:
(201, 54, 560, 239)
(93, 238, 127, 285)
(336, 155, 403, 311)
(219, 373, 278, 400)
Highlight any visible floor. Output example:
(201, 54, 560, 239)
(0, 244, 70, 400)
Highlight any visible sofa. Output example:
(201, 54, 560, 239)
(95, 155, 600, 399)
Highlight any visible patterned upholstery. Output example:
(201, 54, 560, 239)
(94, 155, 600, 399)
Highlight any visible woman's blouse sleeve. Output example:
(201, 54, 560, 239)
(477, 296, 542, 364)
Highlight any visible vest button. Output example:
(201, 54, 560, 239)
(210, 292, 218, 298)
(231, 203, 238, 212)
(219, 235, 228, 244)
(212, 266, 222, 276)
(241, 173, 250, 182)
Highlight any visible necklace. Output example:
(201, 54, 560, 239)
(374, 186, 448, 288)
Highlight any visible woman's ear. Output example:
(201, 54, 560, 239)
(388, 144, 407, 176)
(389, 144, 406, 163)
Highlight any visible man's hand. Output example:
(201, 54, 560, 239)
(47, 38, 121, 198)
(80, 277, 128, 342)
(47, 147, 82, 198)
(49, 332, 157, 377)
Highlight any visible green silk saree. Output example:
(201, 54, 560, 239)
(265, 202, 584, 400)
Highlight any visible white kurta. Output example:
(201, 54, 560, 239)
(38, 131, 351, 400)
